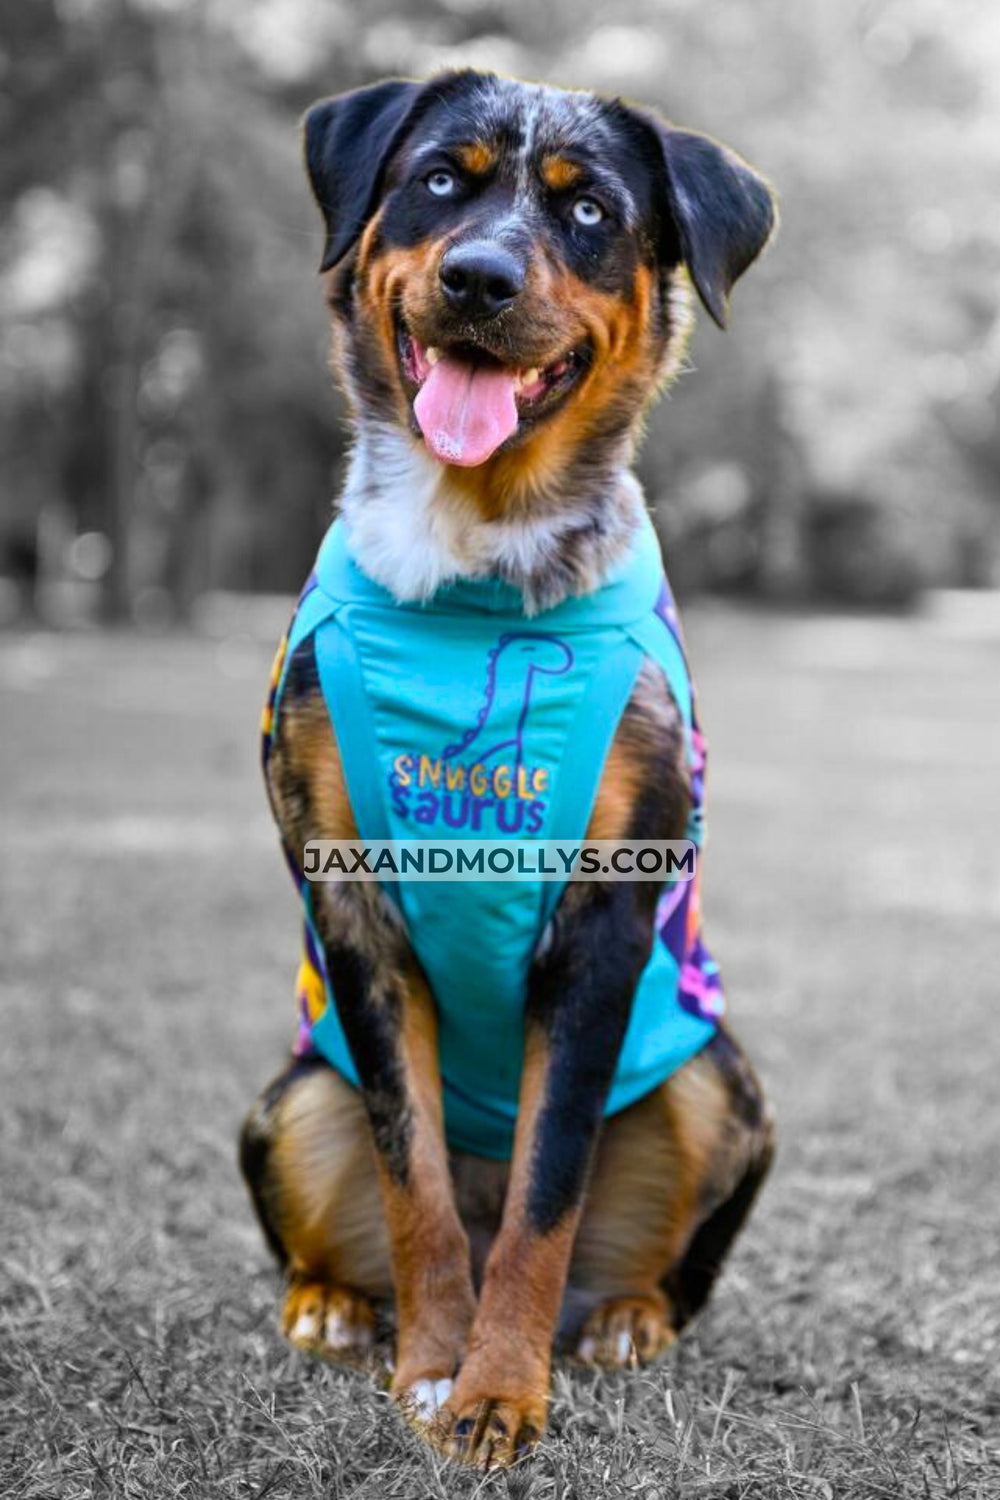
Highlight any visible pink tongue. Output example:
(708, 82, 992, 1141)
(413, 356, 520, 467)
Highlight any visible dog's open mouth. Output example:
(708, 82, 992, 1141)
(396, 320, 588, 467)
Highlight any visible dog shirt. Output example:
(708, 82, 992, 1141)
(261, 513, 724, 1159)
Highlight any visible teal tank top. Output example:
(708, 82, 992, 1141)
(262, 514, 723, 1160)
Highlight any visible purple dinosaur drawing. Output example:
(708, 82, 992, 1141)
(440, 633, 573, 775)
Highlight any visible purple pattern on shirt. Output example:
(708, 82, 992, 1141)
(652, 577, 725, 1025)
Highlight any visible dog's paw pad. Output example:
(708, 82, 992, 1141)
(574, 1292, 675, 1368)
(281, 1280, 375, 1363)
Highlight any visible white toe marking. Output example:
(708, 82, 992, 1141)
(577, 1335, 596, 1361)
(325, 1308, 371, 1350)
(324, 1310, 350, 1346)
(290, 1310, 320, 1343)
(434, 1377, 453, 1409)
(408, 1376, 453, 1421)
(616, 1330, 632, 1363)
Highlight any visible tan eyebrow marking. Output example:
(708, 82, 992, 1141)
(540, 154, 585, 192)
(455, 141, 497, 175)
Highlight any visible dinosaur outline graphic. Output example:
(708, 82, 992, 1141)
(440, 632, 574, 777)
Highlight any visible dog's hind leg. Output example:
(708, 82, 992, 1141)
(566, 1026, 774, 1365)
(240, 1054, 391, 1362)
(661, 1029, 776, 1334)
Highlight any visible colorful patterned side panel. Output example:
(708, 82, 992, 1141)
(260, 574, 329, 1059)
(293, 929, 327, 1057)
(259, 633, 287, 758)
(652, 578, 726, 1024)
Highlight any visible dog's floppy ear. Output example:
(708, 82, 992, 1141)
(659, 126, 777, 327)
(624, 106, 777, 329)
(303, 79, 423, 272)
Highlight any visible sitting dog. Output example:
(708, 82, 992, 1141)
(242, 69, 777, 1468)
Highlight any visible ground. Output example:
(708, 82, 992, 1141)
(1, 602, 997, 1499)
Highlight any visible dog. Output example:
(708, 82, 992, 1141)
(241, 69, 777, 1469)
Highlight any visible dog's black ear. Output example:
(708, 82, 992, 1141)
(658, 126, 776, 327)
(303, 79, 423, 272)
(621, 106, 777, 329)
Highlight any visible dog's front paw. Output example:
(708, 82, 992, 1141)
(391, 1273, 476, 1431)
(574, 1291, 675, 1367)
(281, 1279, 375, 1363)
(431, 1355, 548, 1468)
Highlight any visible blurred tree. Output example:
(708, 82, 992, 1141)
(0, 0, 344, 618)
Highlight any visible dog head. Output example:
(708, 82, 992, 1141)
(304, 70, 775, 495)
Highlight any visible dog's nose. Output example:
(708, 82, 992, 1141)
(439, 242, 525, 319)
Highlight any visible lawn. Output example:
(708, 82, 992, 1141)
(1, 604, 998, 1498)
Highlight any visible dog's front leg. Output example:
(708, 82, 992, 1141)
(266, 657, 477, 1422)
(311, 883, 477, 1422)
(437, 878, 659, 1466)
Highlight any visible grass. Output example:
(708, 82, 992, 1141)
(1, 606, 998, 1498)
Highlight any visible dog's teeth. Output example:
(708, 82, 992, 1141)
(521, 368, 540, 387)
(425, 346, 441, 366)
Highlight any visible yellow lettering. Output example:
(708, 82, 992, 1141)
(470, 763, 488, 797)
(418, 755, 441, 788)
(393, 754, 413, 787)
(494, 764, 512, 798)
(532, 767, 549, 795)
(445, 762, 466, 792)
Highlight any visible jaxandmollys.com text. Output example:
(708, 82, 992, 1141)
(302, 840, 697, 882)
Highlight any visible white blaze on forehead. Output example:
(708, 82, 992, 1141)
(514, 89, 544, 200)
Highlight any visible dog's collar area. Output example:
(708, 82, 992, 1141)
(321, 511, 664, 628)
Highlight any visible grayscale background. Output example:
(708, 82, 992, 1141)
(2, 4, 997, 1497)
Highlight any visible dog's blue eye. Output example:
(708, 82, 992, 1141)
(572, 197, 604, 227)
(426, 170, 456, 198)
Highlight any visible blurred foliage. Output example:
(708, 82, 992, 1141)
(1, 0, 999, 617)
